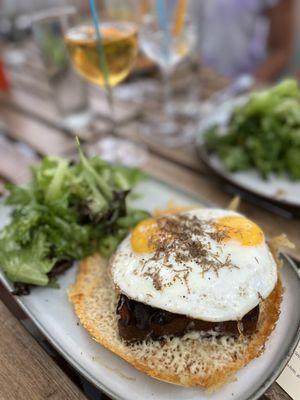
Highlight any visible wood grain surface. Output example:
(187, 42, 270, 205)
(264, 385, 291, 400)
(0, 300, 87, 400)
(0, 107, 75, 156)
(0, 135, 38, 184)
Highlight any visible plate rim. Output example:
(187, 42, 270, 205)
(197, 143, 300, 213)
(0, 176, 300, 400)
(196, 95, 300, 211)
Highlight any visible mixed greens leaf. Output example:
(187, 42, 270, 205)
(204, 79, 300, 180)
(0, 143, 150, 290)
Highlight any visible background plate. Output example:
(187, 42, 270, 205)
(197, 97, 300, 211)
(0, 177, 299, 400)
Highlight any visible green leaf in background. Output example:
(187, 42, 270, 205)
(204, 79, 300, 180)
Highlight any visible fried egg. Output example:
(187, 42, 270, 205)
(111, 208, 278, 322)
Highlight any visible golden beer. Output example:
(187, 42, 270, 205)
(65, 22, 138, 87)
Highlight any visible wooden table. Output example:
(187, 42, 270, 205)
(0, 43, 296, 400)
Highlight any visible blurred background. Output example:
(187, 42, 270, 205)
(1, 1, 300, 98)
(1, 0, 300, 78)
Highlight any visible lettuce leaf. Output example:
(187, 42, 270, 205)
(0, 142, 149, 288)
(0, 230, 54, 286)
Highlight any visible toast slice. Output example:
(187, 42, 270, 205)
(69, 254, 282, 389)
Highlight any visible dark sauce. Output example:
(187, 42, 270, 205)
(117, 294, 259, 342)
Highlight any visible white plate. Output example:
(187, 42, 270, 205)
(0, 177, 299, 400)
(197, 97, 300, 209)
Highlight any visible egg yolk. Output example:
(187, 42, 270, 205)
(131, 218, 160, 253)
(216, 216, 264, 246)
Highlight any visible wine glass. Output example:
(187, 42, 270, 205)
(64, 0, 148, 166)
(139, 0, 197, 146)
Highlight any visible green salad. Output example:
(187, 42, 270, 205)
(0, 141, 149, 292)
(204, 79, 300, 180)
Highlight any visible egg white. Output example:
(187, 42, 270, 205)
(111, 208, 278, 322)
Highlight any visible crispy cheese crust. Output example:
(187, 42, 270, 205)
(69, 254, 282, 389)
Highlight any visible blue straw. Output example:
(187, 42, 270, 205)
(88, 0, 110, 90)
(155, 0, 170, 65)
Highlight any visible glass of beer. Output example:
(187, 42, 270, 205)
(65, 22, 138, 88)
(63, 0, 147, 165)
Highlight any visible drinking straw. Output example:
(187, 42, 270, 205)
(172, 0, 187, 36)
(88, 0, 110, 92)
(155, 0, 170, 64)
(89, 0, 116, 131)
